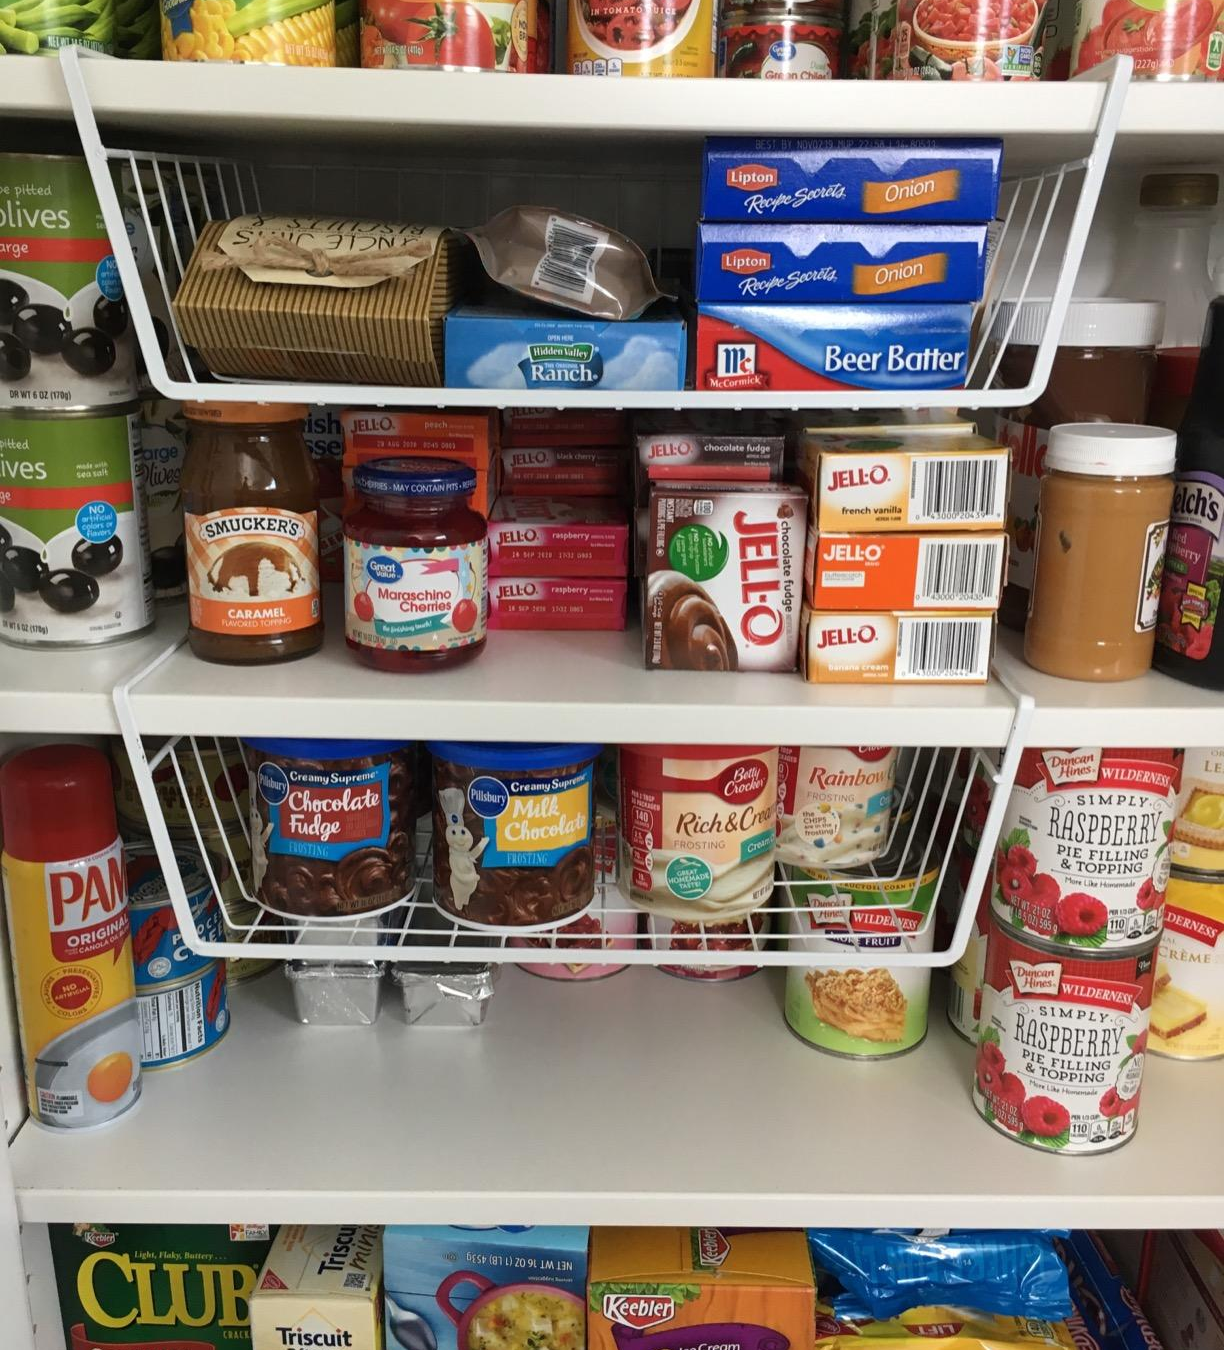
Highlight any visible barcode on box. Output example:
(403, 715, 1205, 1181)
(915, 537, 1005, 607)
(896, 616, 991, 681)
(908, 456, 1006, 524)
(531, 215, 608, 305)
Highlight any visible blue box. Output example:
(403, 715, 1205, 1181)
(696, 222, 988, 303)
(702, 138, 1003, 223)
(385, 1227, 589, 1350)
(445, 302, 686, 391)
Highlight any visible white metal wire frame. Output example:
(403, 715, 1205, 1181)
(58, 46, 1132, 411)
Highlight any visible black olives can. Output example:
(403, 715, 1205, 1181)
(1, 153, 139, 411)
(0, 404, 155, 649)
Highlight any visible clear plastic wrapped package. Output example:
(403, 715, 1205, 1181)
(390, 963, 499, 1028)
(285, 961, 385, 1026)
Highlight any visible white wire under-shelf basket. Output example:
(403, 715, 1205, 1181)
(56, 46, 1132, 412)
(110, 725, 1030, 969)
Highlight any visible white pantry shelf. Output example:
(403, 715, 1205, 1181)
(11, 967, 1224, 1227)
(4, 60, 1224, 165)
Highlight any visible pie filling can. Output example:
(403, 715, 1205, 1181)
(1150, 869, 1224, 1060)
(648, 911, 769, 982)
(974, 917, 1156, 1155)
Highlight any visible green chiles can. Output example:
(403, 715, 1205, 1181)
(1, 154, 136, 407)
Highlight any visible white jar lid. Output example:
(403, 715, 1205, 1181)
(1045, 422, 1178, 476)
(991, 297, 1165, 348)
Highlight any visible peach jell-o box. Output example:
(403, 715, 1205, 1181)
(589, 1228, 814, 1350)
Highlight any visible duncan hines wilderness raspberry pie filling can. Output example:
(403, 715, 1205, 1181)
(992, 748, 1178, 952)
(975, 918, 1156, 1154)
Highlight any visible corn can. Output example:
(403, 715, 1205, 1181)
(567, 0, 715, 73)
(161, 0, 336, 64)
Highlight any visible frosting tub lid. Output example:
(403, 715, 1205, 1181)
(244, 738, 410, 759)
(428, 742, 602, 770)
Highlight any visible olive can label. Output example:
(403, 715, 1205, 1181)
(975, 919, 1155, 1155)
(0, 409, 154, 648)
(345, 536, 487, 653)
(1, 156, 137, 407)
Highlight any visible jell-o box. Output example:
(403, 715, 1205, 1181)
(488, 577, 628, 630)
(807, 531, 1007, 610)
(487, 496, 629, 577)
(800, 605, 995, 684)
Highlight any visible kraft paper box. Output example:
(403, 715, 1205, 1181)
(588, 1228, 815, 1350)
(695, 303, 973, 393)
(701, 137, 1003, 222)
(251, 1225, 383, 1350)
(173, 216, 466, 385)
(696, 223, 988, 304)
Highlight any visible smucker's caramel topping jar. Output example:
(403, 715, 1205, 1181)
(1025, 423, 1176, 683)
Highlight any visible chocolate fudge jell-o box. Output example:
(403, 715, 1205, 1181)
(645, 483, 808, 671)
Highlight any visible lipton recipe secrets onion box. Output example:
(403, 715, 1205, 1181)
(588, 1228, 815, 1350)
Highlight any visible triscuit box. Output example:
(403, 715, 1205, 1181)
(445, 302, 686, 391)
(695, 304, 973, 393)
(801, 606, 994, 683)
(696, 223, 988, 304)
(798, 433, 1009, 532)
(173, 218, 465, 385)
(702, 137, 1003, 223)
(807, 531, 1007, 610)
(588, 1228, 815, 1350)
(251, 1225, 383, 1350)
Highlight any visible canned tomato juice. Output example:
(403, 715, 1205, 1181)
(975, 917, 1156, 1155)
(568, 0, 716, 75)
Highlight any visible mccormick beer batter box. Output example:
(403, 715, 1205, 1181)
(701, 137, 1004, 222)
(696, 303, 973, 392)
(250, 1225, 382, 1350)
(696, 223, 989, 304)
(801, 606, 994, 683)
(588, 1228, 815, 1350)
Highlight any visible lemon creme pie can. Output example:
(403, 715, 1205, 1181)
(975, 916, 1156, 1154)
(1172, 748, 1224, 874)
(1150, 869, 1224, 1060)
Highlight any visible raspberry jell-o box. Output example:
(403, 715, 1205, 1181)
(807, 530, 1008, 610)
(799, 432, 1010, 532)
(489, 577, 628, 630)
(696, 222, 989, 304)
(702, 137, 1004, 223)
(696, 303, 973, 393)
(487, 496, 629, 577)
(800, 606, 995, 684)
(501, 445, 625, 497)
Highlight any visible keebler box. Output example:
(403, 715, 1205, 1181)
(702, 137, 1003, 223)
(341, 409, 498, 514)
(799, 433, 1009, 532)
(696, 223, 988, 304)
(808, 531, 1007, 610)
(801, 606, 994, 684)
(50, 1223, 275, 1350)
(588, 1228, 815, 1350)
(250, 1225, 382, 1350)
(696, 304, 973, 393)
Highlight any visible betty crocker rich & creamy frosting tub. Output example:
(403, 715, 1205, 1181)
(619, 744, 778, 921)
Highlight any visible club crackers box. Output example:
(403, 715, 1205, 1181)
(696, 303, 973, 392)
(702, 138, 1003, 223)
(251, 1225, 383, 1350)
(696, 223, 988, 303)
(50, 1223, 276, 1350)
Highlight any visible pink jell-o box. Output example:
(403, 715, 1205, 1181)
(501, 445, 624, 497)
(487, 497, 630, 577)
(489, 577, 628, 630)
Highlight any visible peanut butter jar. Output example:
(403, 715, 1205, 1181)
(1025, 423, 1176, 683)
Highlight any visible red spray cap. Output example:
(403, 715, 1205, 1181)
(1, 744, 118, 864)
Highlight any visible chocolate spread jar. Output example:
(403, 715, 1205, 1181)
(429, 741, 601, 930)
(992, 300, 1163, 630)
(246, 738, 416, 918)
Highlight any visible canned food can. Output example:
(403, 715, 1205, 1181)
(335, 0, 358, 58)
(1150, 869, 1224, 1060)
(111, 737, 249, 840)
(1071, 0, 1224, 78)
(568, 0, 715, 74)
(946, 855, 991, 1043)
(975, 916, 1156, 1154)
(718, 0, 842, 76)
(128, 842, 224, 986)
(1172, 748, 1224, 873)
(1, 155, 137, 403)
(223, 898, 279, 984)
(137, 398, 187, 600)
(850, 0, 1044, 77)
(161, 0, 336, 62)
(361, 0, 538, 69)
(648, 911, 768, 981)
(0, 406, 154, 650)
(117, 0, 159, 54)
(137, 958, 229, 1069)
(0, 10, 115, 61)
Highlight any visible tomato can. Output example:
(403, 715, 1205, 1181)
(718, 0, 842, 75)
(567, 0, 715, 74)
(854, 0, 1044, 77)
(975, 917, 1156, 1155)
(137, 958, 229, 1070)
(361, 0, 538, 68)
(1071, 0, 1224, 77)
